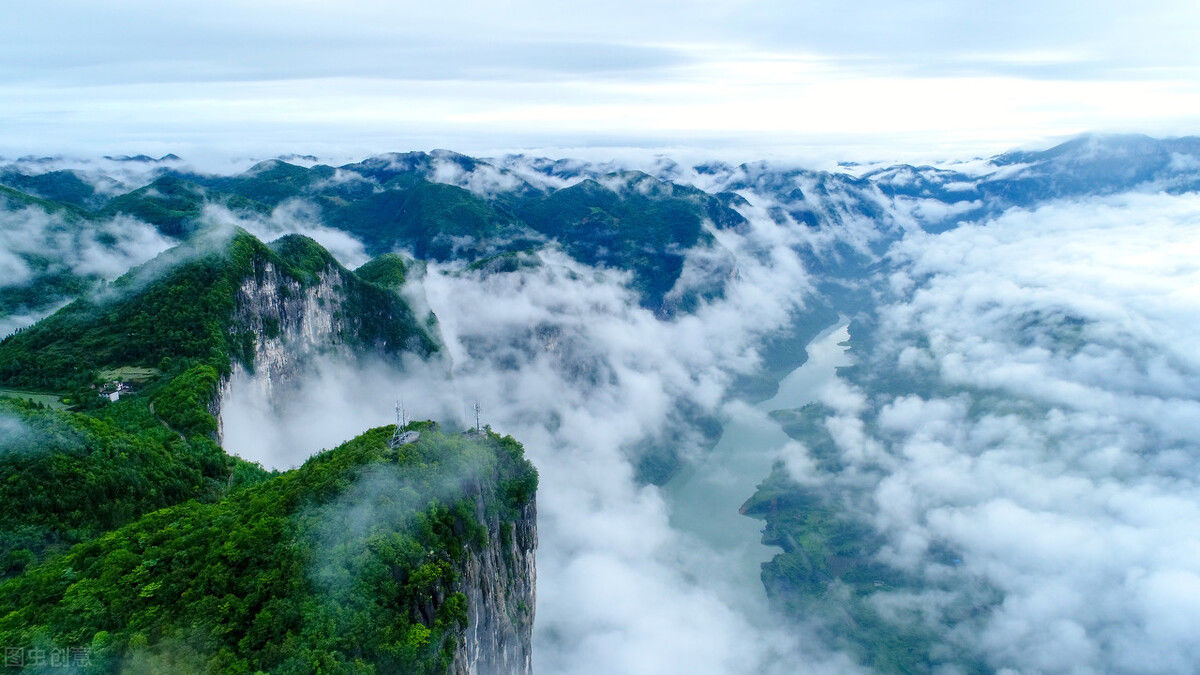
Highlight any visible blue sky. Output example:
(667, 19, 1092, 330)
(3, 0, 1199, 161)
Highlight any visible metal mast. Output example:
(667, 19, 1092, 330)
(389, 399, 421, 448)
(389, 401, 405, 447)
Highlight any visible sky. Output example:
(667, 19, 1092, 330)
(3, 0, 1199, 163)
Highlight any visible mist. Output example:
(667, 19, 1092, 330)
(20, 142, 1188, 672)
(0, 205, 174, 285)
(220, 200, 866, 671)
(782, 191, 1200, 672)
(0, 197, 178, 339)
(199, 201, 370, 268)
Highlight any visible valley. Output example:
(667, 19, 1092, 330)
(2, 134, 1200, 672)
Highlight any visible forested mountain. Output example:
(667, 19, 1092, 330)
(0, 150, 749, 323)
(0, 422, 536, 673)
(0, 229, 535, 672)
(3, 134, 1200, 673)
(0, 228, 438, 393)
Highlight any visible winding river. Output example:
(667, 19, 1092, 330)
(664, 321, 852, 615)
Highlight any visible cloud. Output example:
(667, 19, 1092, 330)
(0, 303, 68, 340)
(0, 246, 31, 285)
(428, 154, 528, 199)
(218, 197, 864, 672)
(198, 201, 369, 268)
(0, 412, 29, 443)
(4, 2, 1200, 161)
(0, 207, 174, 286)
(0, 203, 175, 324)
(796, 191, 1200, 672)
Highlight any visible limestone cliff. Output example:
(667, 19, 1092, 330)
(452, 486, 537, 674)
(212, 237, 442, 444)
(224, 262, 340, 404)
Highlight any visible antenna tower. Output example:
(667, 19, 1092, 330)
(389, 400, 406, 447)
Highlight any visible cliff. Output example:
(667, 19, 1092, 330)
(195, 233, 441, 442)
(0, 424, 539, 673)
(0, 230, 536, 673)
(452, 478, 537, 674)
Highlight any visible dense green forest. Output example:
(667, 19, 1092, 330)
(0, 225, 535, 672)
(0, 155, 747, 315)
(0, 394, 248, 579)
(0, 423, 536, 673)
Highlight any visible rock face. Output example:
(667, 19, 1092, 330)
(235, 263, 339, 394)
(452, 487, 537, 674)
(214, 261, 343, 443)
(209, 253, 536, 670)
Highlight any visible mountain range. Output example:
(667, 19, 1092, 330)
(2, 133, 1199, 673)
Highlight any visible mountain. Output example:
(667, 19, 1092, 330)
(100, 175, 271, 238)
(3, 134, 1200, 673)
(513, 171, 746, 312)
(0, 228, 438, 394)
(0, 227, 442, 567)
(719, 134, 1200, 673)
(1, 150, 753, 315)
(0, 228, 536, 672)
(0, 185, 110, 331)
(0, 420, 536, 673)
(0, 169, 102, 209)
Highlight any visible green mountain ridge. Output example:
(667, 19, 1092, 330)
(0, 228, 537, 673)
(2, 154, 750, 316)
(0, 227, 438, 393)
(0, 420, 537, 673)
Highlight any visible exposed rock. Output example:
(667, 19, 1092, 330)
(214, 262, 343, 443)
(451, 490, 537, 674)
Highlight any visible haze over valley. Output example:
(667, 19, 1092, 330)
(3, 1, 1199, 672)
(2, 134, 1200, 672)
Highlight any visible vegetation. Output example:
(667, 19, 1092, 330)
(322, 181, 538, 261)
(0, 186, 97, 320)
(741, 462, 945, 673)
(100, 176, 269, 238)
(0, 388, 67, 410)
(355, 253, 412, 289)
(0, 424, 536, 673)
(743, 404, 987, 673)
(0, 396, 236, 578)
(0, 223, 535, 672)
(0, 232, 258, 392)
(3, 154, 751, 316)
(514, 174, 742, 308)
(0, 169, 100, 209)
(0, 228, 437, 394)
(0, 183, 91, 217)
(202, 160, 338, 207)
(0, 226, 440, 575)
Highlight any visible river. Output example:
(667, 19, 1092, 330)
(663, 320, 852, 615)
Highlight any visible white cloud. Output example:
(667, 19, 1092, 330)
(801, 191, 1200, 671)
(219, 197, 864, 672)
(0, 205, 174, 291)
(4, 2, 1200, 161)
(199, 201, 369, 268)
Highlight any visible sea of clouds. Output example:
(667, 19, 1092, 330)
(791, 191, 1200, 673)
(5, 148, 1200, 672)
(221, 197, 864, 673)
